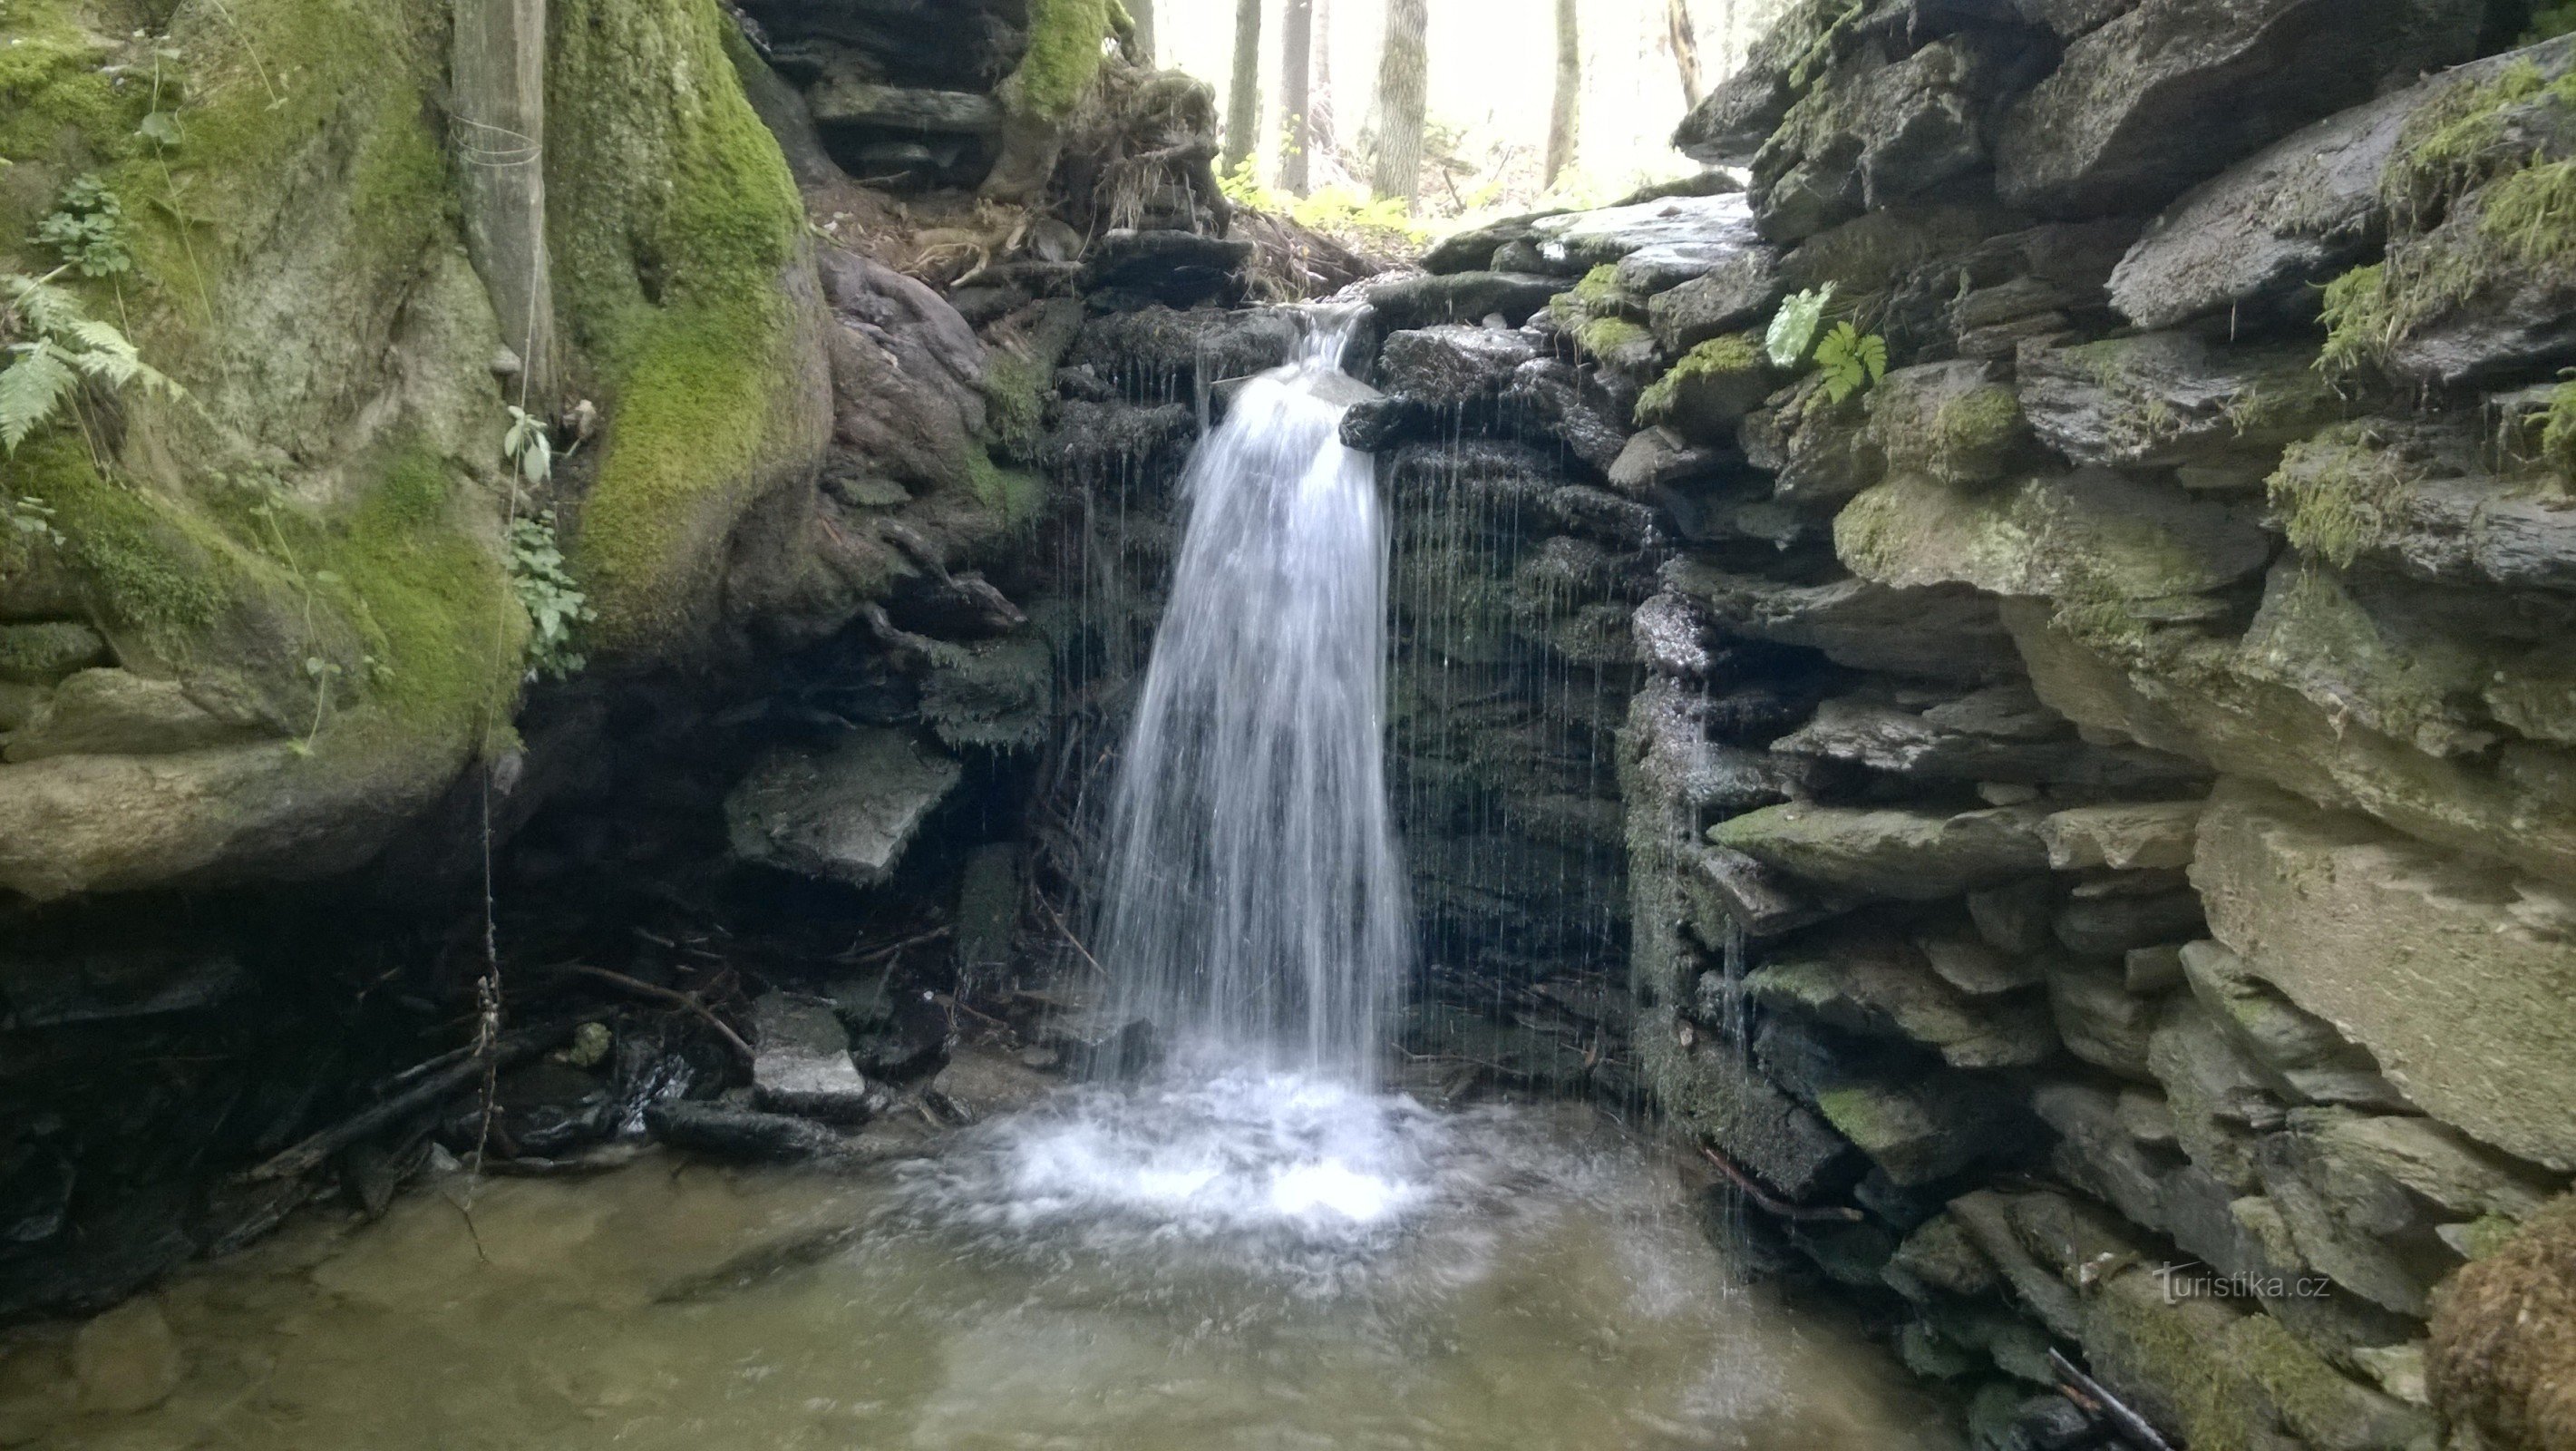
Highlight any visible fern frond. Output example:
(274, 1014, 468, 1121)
(3, 275, 87, 337)
(0, 343, 80, 453)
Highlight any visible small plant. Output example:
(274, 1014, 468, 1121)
(34, 175, 134, 280)
(502, 404, 553, 485)
(1813, 322, 1888, 404)
(1765, 284, 1834, 369)
(2527, 0, 2576, 41)
(508, 511, 591, 680)
(1, 270, 184, 454)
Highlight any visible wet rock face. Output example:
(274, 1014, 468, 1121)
(1619, 3, 2576, 1441)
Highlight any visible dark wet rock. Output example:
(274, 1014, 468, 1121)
(0, 948, 244, 1027)
(1741, 377, 1884, 509)
(1067, 306, 1298, 397)
(1665, 556, 2021, 685)
(1773, 687, 2210, 791)
(1714, 803, 2051, 902)
(1078, 230, 1252, 309)
(2016, 330, 2341, 474)
(1362, 271, 1564, 329)
(1757, 1019, 2029, 1186)
(643, 1100, 856, 1163)
(1638, 1013, 1856, 1199)
(1939, 219, 2140, 357)
(1508, 359, 1633, 474)
(2107, 82, 2418, 329)
(818, 248, 988, 491)
(1648, 247, 1788, 355)
(1547, 486, 1663, 550)
(1683, 843, 1852, 940)
(2013, 0, 2139, 35)
(1632, 678, 1835, 816)
(749, 994, 880, 1126)
(1995, 0, 2484, 219)
(925, 1046, 1057, 1123)
(1608, 428, 1734, 497)
(724, 729, 961, 887)
(1039, 400, 1196, 483)
(1748, 922, 2058, 1069)
(806, 77, 1004, 135)
(1419, 215, 1563, 274)
(1517, 192, 1766, 275)
(1374, 325, 1540, 405)
(480, 1061, 617, 1158)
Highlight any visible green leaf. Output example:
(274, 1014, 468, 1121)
(1765, 284, 1834, 369)
(0, 343, 79, 453)
(138, 112, 181, 146)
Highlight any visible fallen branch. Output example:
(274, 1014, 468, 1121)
(241, 1021, 571, 1183)
(1698, 1144, 1866, 1222)
(2050, 1349, 2177, 1451)
(551, 963, 754, 1062)
(1038, 896, 1110, 980)
(836, 925, 952, 968)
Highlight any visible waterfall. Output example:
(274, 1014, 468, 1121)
(1095, 315, 1411, 1086)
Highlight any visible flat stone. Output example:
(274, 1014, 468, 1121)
(2177, 940, 2409, 1110)
(1773, 688, 2207, 792)
(1747, 924, 2057, 1069)
(807, 78, 1004, 133)
(1836, 468, 2274, 607)
(1664, 557, 2021, 686)
(643, 1100, 856, 1163)
(1607, 428, 1732, 498)
(71, 1300, 181, 1415)
(750, 994, 879, 1125)
(2269, 418, 2576, 597)
(2016, 330, 2343, 473)
(1713, 803, 2050, 902)
(1916, 930, 2046, 996)
(724, 729, 961, 888)
(2046, 957, 2161, 1080)
(1362, 271, 1562, 330)
(1994, 0, 2482, 219)
(2193, 777, 2576, 1171)
(2053, 889, 2206, 956)
(1968, 878, 2058, 956)
(1372, 325, 1539, 406)
(3, 669, 262, 763)
(1646, 248, 1786, 353)
(2039, 800, 2205, 872)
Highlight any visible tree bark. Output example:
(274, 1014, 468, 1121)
(453, 0, 554, 404)
(1667, 0, 1705, 108)
(1280, 0, 1314, 194)
(1544, 0, 1580, 187)
(1132, 0, 1155, 65)
(1225, 0, 1264, 177)
(1369, 0, 1429, 202)
(1311, 0, 1338, 165)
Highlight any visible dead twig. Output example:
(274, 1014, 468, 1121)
(1697, 1144, 1866, 1223)
(240, 1022, 572, 1183)
(2050, 1349, 2177, 1451)
(833, 925, 953, 967)
(1037, 895, 1110, 980)
(551, 963, 754, 1062)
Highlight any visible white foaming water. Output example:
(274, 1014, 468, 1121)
(1094, 313, 1409, 1086)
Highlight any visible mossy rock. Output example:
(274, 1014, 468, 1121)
(1636, 332, 1774, 443)
(2431, 1193, 2576, 1451)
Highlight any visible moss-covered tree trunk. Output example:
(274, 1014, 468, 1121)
(1369, 0, 1429, 202)
(983, 0, 1113, 202)
(1280, 0, 1314, 194)
(1225, 0, 1264, 176)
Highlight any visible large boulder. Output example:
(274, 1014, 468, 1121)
(1835, 468, 2275, 604)
(1994, 0, 2483, 219)
(1711, 803, 2052, 901)
(2192, 777, 2576, 1171)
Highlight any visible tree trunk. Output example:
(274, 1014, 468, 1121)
(1369, 0, 1429, 202)
(1311, 0, 1337, 166)
(453, 0, 555, 404)
(1224, 0, 1264, 177)
(1667, 0, 1704, 108)
(1544, 0, 1580, 187)
(1280, 0, 1314, 194)
(1132, 0, 1155, 65)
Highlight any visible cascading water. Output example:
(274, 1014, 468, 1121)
(1094, 314, 1410, 1086)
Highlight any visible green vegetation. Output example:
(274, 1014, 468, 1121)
(0, 268, 182, 454)
(2267, 423, 2412, 568)
(967, 450, 1045, 529)
(1005, 0, 1113, 121)
(1636, 331, 1766, 425)
(1928, 385, 2023, 481)
(34, 174, 133, 278)
(11, 435, 233, 640)
(1220, 161, 1431, 250)
(1813, 322, 1887, 404)
(2532, 3, 2576, 41)
(507, 511, 592, 680)
(1766, 284, 1835, 368)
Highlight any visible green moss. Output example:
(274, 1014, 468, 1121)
(549, 0, 814, 653)
(317, 449, 519, 734)
(0, 0, 136, 180)
(2268, 423, 2412, 568)
(966, 450, 1045, 528)
(1929, 385, 2022, 481)
(1573, 315, 1652, 362)
(983, 349, 1051, 462)
(1003, 0, 1113, 121)
(1637, 331, 1765, 422)
(13, 436, 233, 641)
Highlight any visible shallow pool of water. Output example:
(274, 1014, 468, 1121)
(3, 1080, 1959, 1451)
